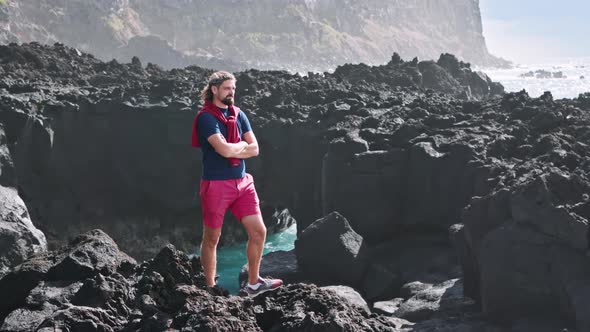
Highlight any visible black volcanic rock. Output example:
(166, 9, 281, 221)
(333, 53, 502, 100)
(359, 233, 461, 303)
(394, 279, 472, 322)
(0, 185, 47, 279)
(295, 212, 369, 287)
(0, 230, 402, 331)
(0, 125, 47, 280)
(0, 229, 134, 323)
(0, 42, 508, 261)
(418, 60, 463, 95)
(0, 42, 589, 330)
(457, 168, 590, 330)
(438, 53, 505, 97)
(320, 285, 372, 316)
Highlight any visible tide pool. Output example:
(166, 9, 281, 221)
(195, 224, 297, 294)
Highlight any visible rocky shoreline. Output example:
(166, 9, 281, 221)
(1, 42, 589, 330)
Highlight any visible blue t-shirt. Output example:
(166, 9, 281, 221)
(197, 107, 253, 180)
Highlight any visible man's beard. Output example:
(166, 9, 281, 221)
(221, 96, 234, 106)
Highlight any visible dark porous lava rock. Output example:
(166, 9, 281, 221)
(0, 229, 403, 331)
(295, 211, 369, 287)
(2, 42, 590, 330)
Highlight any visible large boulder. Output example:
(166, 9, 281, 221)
(402, 142, 481, 229)
(510, 171, 588, 250)
(454, 187, 513, 302)
(436, 53, 504, 98)
(373, 298, 404, 316)
(418, 60, 463, 96)
(360, 262, 402, 303)
(0, 124, 47, 280)
(458, 169, 590, 330)
(394, 279, 472, 322)
(478, 223, 590, 326)
(321, 149, 406, 244)
(295, 212, 369, 287)
(0, 229, 136, 322)
(360, 233, 461, 302)
(320, 285, 371, 316)
(0, 185, 47, 279)
(1, 280, 84, 331)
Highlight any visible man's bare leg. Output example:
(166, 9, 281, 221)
(241, 214, 266, 285)
(201, 225, 223, 287)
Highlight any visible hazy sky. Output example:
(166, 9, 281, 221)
(480, 0, 590, 63)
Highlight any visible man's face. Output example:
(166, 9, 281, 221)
(213, 79, 236, 106)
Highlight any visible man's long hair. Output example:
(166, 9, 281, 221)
(200, 71, 236, 102)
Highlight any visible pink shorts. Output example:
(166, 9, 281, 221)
(200, 173, 261, 228)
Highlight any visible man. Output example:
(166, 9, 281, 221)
(191, 71, 282, 296)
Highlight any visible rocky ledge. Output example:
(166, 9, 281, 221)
(0, 229, 410, 331)
(1, 42, 590, 330)
(0, 42, 501, 261)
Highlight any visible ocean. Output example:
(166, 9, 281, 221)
(196, 224, 297, 294)
(481, 57, 590, 99)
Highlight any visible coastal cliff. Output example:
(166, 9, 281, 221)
(0, 0, 508, 71)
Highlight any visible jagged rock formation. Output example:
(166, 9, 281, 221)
(0, 42, 500, 261)
(0, 125, 47, 279)
(0, 185, 47, 279)
(455, 168, 590, 329)
(295, 212, 370, 287)
(0, 229, 407, 331)
(0, 227, 571, 331)
(0, 0, 509, 71)
(1, 42, 590, 330)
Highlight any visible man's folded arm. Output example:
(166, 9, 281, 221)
(234, 131, 259, 159)
(207, 134, 248, 158)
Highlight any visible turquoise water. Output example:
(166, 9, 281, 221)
(196, 224, 297, 294)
